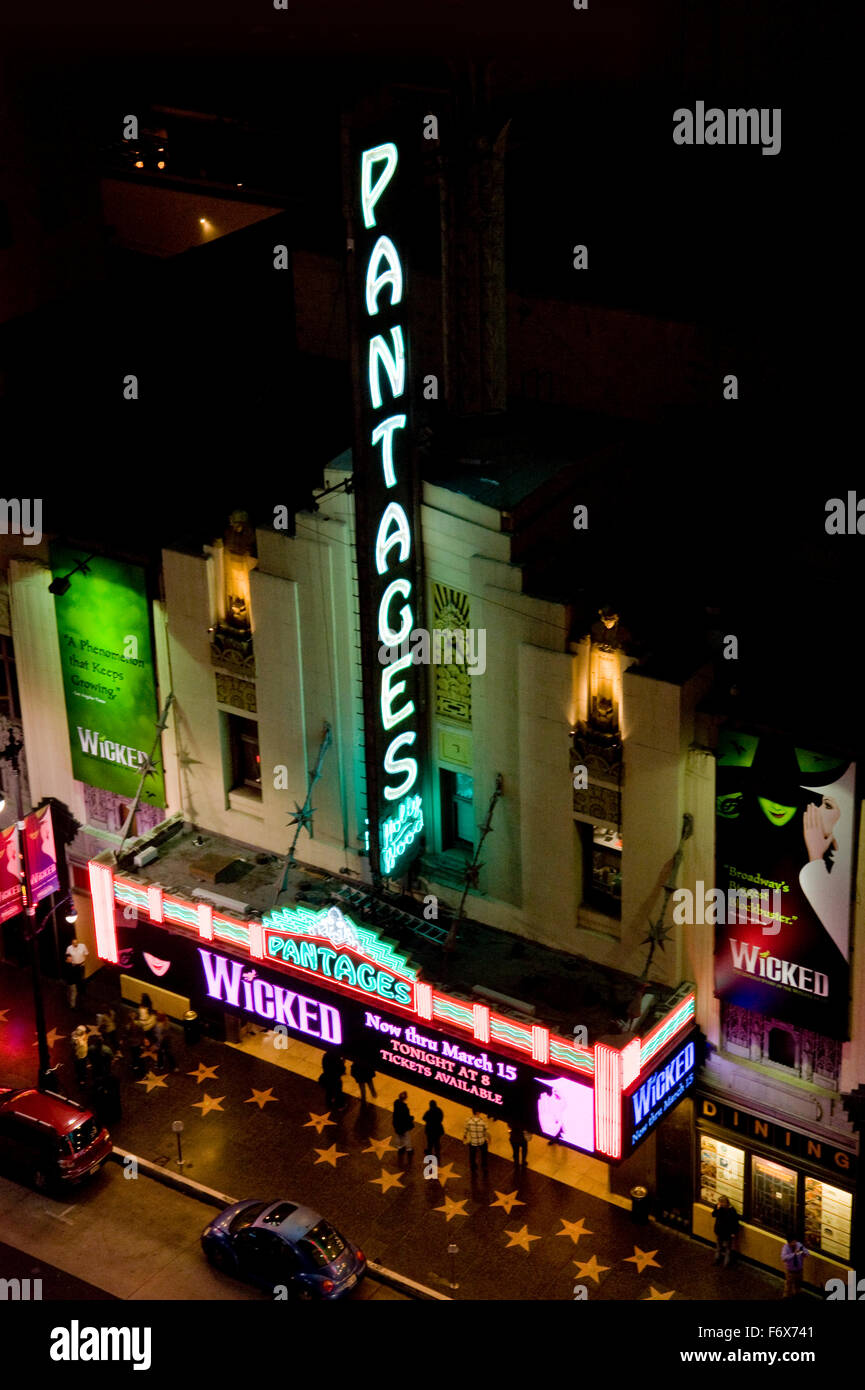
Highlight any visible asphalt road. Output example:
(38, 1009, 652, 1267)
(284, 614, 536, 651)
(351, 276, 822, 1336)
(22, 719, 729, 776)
(0, 1165, 406, 1301)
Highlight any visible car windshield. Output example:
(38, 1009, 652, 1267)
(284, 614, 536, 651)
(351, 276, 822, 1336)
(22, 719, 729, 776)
(68, 1118, 99, 1153)
(228, 1202, 270, 1234)
(297, 1221, 346, 1269)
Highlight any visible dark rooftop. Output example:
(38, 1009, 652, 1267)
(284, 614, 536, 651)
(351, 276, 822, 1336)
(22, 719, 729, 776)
(108, 818, 680, 1046)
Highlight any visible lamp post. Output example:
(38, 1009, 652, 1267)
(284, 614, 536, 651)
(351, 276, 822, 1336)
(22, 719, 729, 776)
(24, 894, 79, 1091)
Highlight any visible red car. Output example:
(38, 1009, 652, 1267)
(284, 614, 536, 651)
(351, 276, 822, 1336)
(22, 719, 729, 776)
(0, 1088, 112, 1191)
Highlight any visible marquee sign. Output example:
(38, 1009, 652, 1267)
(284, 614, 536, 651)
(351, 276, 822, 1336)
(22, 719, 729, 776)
(622, 1032, 699, 1157)
(262, 903, 417, 1008)
(90, 856, 699, 1160)
(350, 132, 426, 880)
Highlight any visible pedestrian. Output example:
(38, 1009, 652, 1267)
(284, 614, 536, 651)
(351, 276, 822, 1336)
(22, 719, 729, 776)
(71, 1025, 90, 1087)
(463, 1109, 490, 1174)
(125, 1019, 145, 1078)
(350, 1057, 377, 1105)
(319, 1047, 347, 1111)
(392, 1091, 415, 1160)
(781, 1234, 807, 1297)
(154, 1012, 176, 1072)
(508, 1122, 528, 1168)
(64, 937, 89, 1009)
(95, 1008, 117, 1047)
(137, 993, 157, 1034)
(87, 1035, 113, 1082)
(712, 1195, 740, 1267)
(423, 1100, 445, 1160)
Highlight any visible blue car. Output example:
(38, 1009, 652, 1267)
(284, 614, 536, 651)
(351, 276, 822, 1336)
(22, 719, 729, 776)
(201, 1199, 366, 1299)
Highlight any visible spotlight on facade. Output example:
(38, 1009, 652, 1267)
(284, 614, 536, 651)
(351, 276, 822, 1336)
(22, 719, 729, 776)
(65, 910, 78, 924)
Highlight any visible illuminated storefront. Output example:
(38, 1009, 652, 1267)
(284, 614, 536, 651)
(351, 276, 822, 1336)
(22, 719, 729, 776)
(696, 1091, 856, 1267)
(88, 855, 696, 1161)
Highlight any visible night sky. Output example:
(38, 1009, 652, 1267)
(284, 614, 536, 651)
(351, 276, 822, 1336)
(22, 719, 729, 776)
(0, 0, 855, 744)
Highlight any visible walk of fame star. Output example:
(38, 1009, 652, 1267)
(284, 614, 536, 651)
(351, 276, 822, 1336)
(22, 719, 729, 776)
(313, 1144, 348, 1167)
(362, 1136, 394, 1159)
(137, 1072, 168, 1093)
(434, 1195, 468, 1221)
(433, 1163, 461, 1185)
(573, 1255, 609, 1283)
(490, 1190, 525, 1215)
(625, 1246, 661, 1273)
(370, 1169, 405, 1193)
(187, 1063, 220, 1083)
(303, 1111, 336, 1134)
(504, 1225, 541, 1252)
(192, 1093, 225, 1115)
(644, 1285, 674, 1300)
(245, 1088, 277, 1109)
(556, 1217, 592, 1244)
(0, 1010, 9, 1024)
(35, 1028, 65, 1049)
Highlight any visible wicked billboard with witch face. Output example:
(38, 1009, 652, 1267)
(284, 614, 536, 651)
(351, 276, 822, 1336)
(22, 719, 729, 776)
(714, 731, 855, 1039)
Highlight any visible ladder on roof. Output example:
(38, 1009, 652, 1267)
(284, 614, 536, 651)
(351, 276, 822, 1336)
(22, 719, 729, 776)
(333, 883, 449, 947)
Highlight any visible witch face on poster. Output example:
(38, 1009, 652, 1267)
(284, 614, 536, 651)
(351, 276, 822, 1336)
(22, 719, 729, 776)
(714, 733, 854, 1039)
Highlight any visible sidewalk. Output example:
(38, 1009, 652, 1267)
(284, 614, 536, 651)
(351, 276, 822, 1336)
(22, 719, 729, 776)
(0, 959, 805, 1301)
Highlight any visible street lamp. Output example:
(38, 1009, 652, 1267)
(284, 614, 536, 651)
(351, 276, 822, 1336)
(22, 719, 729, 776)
(24, 894, 79, 1091)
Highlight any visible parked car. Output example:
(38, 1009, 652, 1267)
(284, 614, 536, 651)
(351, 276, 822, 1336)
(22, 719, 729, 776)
(201, 1199, 366, 1299)
(0, 1087, 112, 1192)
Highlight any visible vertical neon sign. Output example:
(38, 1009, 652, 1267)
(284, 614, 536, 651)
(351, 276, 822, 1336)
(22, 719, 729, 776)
(354, 136, 425, 880)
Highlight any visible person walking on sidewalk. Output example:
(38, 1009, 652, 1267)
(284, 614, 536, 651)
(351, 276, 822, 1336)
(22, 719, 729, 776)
(319, 1047, 347, 1111)
(71, 1025, 90, 1087)
(154, 1013, 176, 1072)
(508, 1122, 528, 1169)
(137, 994, 157, 1034)
(781, 1234, 807, 1297)
(392, 1092, 415, 1160)
(423, 1100, 445, 1160)
(64, 938, 88, 1009)
(96, 1008, 117, 1049)
(712, 1195, 740, 1267)
(351, 1057, 377, 1105)
(463, 1109, 490, 1175)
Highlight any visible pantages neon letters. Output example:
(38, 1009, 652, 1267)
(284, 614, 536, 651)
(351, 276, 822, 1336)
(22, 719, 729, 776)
(262, 903, 416, 1007)
(360, 141, 425, 876)
(198, 948, 343, 1043)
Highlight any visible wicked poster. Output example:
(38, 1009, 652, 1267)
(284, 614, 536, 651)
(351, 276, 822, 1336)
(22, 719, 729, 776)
(714, 730, 855, 1040)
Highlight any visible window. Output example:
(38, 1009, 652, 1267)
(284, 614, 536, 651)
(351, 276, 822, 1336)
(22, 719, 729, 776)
(0, 637, 20, 720)
(767, 1027, 796, 1068)
(804, 1178, 852, 1262)
(298, 1220, 345, 1268)
(699, 1137, 745, 1210)
(579, 823, 622, 919)
(227, 714, 261, 796)
(440, 769, 473, 851)
(750, 1157, 797, 1236)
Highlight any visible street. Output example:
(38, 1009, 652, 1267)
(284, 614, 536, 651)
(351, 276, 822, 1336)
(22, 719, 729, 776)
(0, 1163, 406, 1300)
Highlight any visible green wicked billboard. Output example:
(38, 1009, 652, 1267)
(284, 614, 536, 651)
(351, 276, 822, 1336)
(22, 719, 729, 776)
(51, 546, 166, 807)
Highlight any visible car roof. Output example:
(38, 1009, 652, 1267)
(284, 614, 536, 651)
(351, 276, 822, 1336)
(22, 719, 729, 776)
(0, 1088, 91, 1135)
(253, 1201, 324, 1239)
